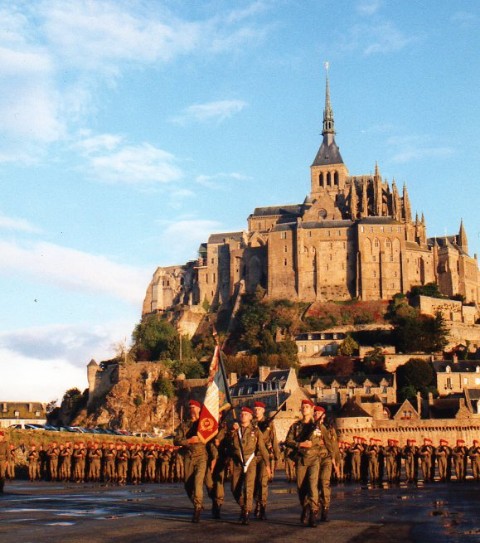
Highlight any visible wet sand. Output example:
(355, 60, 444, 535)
(1, 479, 479, 542)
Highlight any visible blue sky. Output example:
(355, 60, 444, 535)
(1, 0, 479, 402)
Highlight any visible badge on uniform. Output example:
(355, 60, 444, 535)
(314, 429, 322, 437)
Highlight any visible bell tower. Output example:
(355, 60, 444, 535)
(310, 63, 349, 200)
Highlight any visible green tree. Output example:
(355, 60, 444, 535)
(410, 282, 444, 299)
(153, 376, 175, 398)
(396, 358, 435, 400)
(132, 314, 181, 360)
(338, 335, 359, 356)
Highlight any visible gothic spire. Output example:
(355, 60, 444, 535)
(402, 183, 412, 222)
(349, 182, 358, 219)
(458, 219, 468, 251)
(323, 61, 335, 136)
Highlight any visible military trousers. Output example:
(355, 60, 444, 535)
(28, 461, 40, 481)
(351, 454, 361, 481)
(454, 458, 465, 481)
(420, 458, 432, 481)
(184, 453, 207, 509)
(437, 457, 447, 480)
(130, 461, 142, 482)
(385, 457, 396, 481)
(205, 458, 226, 506)
(49, 459, 58, 481)
(88, 460, 101, 481)
(404, 456, 416, 481)
(368, 458, 379, 482)
(318, 453, 332, 509)
(296, 454, 320, 512)
(0, 460, 6, 492)
(253, 457, 270, 506)
(472, 458, 480, 480)
(231, 457, 257, 512)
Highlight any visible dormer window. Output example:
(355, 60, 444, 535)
(446, 365, 451, 373)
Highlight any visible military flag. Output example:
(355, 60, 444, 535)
(197, 345, 230, 443)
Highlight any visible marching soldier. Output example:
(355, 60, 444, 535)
(435, 439, 451, 482)
(384, 439, 398, 483)
(228, 406, 271, 525)
(419, 438, 434, 482)
(313, 406, 338, 522)
(207, 416, 229, 519)
(6, 443, 16, 479)
(452, 439, 467, 482)
(253, 401, 280, 520)
(468, 439, 480, 481)
(174, 399, 209, 523)
(337, 441, 348, 482)
(285, 399, 322, 528)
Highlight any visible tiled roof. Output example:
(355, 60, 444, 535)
(0, 402, 46, 420)
(251, 205, 302, 218)
(208, 232, 244, 244)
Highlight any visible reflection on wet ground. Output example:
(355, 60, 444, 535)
(0, 480, 479, 542)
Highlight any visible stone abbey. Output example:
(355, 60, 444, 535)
(143, 74, 480, 316)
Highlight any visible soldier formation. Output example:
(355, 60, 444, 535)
(2, 411, 480, 530)
(333, 436, 480, 486)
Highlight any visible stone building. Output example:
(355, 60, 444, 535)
(0, 402, 46, 429)
(434, 360, 480, 396)
(143, 71, 480, 318)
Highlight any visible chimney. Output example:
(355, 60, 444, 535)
(28, 403, 33, 413)
(453, 353, 458, 364)
(428, 392, 434, 406)
(2, 403, 7, 413)
(258, 366, 270, 382)
(229, 372, 238, 387)
(416, 392, 422, 416)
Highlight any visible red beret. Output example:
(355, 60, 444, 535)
(241, 406, 253, 415)
(254, 401, 266, 408)
(301, 399, 314, 407)
(189, 399, 201, 409)
(424, 438, 432, 443)
(457, 439, 465, 445)
(440, 439, 448, 444)
(0, 431, 4, 436)
(314, 406, 326, 414)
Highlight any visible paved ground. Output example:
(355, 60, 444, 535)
(1, 480, 480, 543)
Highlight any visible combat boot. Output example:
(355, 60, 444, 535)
(300, 505, 309, 525)
(308, 508, 318, 528)
(240, 507, 250, 525)
(192, 507, 202, 523)
(259, 504, 267, 520)
(254, 502, 261, 518)
(212, 502, 221, 519)
(320, 506, 329, 522)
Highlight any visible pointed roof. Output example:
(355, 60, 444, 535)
(458, 219, 468, 250)
(312, 63, 344, 167)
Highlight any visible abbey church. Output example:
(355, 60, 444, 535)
(143, 75, 480, 316)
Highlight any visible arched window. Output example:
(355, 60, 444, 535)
(327, 172, 331, 186)
(319, 173, 324, 187)
(334, 171, 339, 186)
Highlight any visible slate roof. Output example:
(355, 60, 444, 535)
(0, 402, 46, 420)
(337, 399, 371, 418)
(251, 205, 302, 218)
(208, 232, 244, 244)
(433, 361, 480, 373)
(311, 138, 344, 166)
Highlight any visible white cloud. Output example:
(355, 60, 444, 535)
(387, 135, 455, 163)
(89, 143, 183, 185)
(172, 100, 247, 125)
(196, 172, 250, 189)
(0, 240, 149, 305)
(339, 21, 415, 56)
(0, 212, 41, 234)
(0, 320, 134, 401)
(356, 0, 382, 16)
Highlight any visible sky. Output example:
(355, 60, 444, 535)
(1, 0, 479, 403)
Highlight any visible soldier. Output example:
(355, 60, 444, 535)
(27, 443, 40, 482)
(350, 436, 364, 482)
(207, 417, 229, 519)
(366, 438, 380, 485)
(402, 439, 418, 483)
(468, 439, 480, 481)
(313, 406, 338, 522)
(435, 439, 451, 482)
(228, 406, 270, 525)
(46, 441, 60, 481)
(116, 443, 129, 485)
(6, 443, 16, 479)
(418, 438, 434, 482)
(159, 445, 172, 483)
(104, 442, 117, 484)
(452, 439, 468, 482)
(144, 444, 157, 482)
(284, 399, 322, 528)
(59, 442, 72, 481)
(130, 443, 143, 485)
(174, 399, 209, 523)
(0, 431, 8, 493)
(253, 401, 280, 520)
(384, 439, 398, 484)
(337, 441, 348, 483)
(73, 441, 86, 483)
(87, 441, 102, 482)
